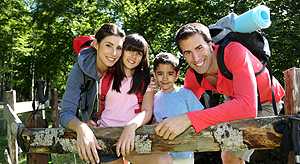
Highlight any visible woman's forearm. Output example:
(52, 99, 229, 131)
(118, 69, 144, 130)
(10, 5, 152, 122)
(67, 117, 88, 133)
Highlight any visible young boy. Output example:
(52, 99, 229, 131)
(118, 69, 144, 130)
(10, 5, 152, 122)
(153, 52, 204, 164)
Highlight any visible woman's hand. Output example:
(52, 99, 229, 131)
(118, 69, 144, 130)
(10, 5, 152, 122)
(116, 124, 137, 157)
(76, 123, 101, 164)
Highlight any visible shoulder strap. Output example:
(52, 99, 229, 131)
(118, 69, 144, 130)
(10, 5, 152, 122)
(134, 81, 145, 113)
(217, 32, 267, 80)
(217, 40, 278, 114)
(134, 91, 144, 113)
(217, 39, 233, 80)
(99, 72, 114, 114)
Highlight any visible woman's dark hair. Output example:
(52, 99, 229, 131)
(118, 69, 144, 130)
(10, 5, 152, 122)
(95, 23, 125, 43)
(112, 33, 150, 94)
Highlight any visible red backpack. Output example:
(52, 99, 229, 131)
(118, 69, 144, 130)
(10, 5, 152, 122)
(93, 72, 144, 120)
(73, 35, 95, 55)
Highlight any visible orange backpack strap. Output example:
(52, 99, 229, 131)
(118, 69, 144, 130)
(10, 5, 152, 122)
(94, 72, 114, 119)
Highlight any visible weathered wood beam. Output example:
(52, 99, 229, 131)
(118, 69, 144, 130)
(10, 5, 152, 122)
(18, 116, 285, 155)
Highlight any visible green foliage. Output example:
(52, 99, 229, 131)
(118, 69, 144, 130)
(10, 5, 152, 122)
(1, 0, 299, 99)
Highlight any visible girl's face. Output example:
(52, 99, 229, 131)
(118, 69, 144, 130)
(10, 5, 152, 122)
(96, 35, 124, 72)
(122, 50, 143, 74)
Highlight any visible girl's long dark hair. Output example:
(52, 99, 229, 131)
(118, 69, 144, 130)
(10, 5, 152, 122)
(112, 34, 150, 94)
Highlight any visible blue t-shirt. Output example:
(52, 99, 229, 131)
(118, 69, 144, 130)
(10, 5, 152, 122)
(154, 87, 204, 159)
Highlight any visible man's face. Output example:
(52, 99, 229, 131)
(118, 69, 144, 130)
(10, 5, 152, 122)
(179, 33, 213, 74)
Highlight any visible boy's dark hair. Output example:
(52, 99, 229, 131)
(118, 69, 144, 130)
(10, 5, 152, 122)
(153, 52, 180, 72)
(175, 23, 212, 53)
(113, 33, 150, 94)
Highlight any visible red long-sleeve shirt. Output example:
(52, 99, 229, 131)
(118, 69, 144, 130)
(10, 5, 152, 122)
(185, 42, 285, 133)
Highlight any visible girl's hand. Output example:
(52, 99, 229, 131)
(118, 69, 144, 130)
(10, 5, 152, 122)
(116, 124, 137, 157)
(76, 123, 101, 164)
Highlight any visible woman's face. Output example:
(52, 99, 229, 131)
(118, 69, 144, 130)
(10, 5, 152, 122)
(96, 35, 124, 70)
(122, 50, 143, 72)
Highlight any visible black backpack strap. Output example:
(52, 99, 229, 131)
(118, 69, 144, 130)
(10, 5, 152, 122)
(217, 39, 233, 80)
(257, 87, 263, 111)
(217, 40, 267, 113)
(266, 64, 278, 115)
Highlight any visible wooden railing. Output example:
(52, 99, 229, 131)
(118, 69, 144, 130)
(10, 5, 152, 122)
(2, 67, 300, 164)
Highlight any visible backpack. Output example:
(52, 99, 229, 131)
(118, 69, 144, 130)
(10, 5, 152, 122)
(194, 14, 278, 115)
(73, 35, 95, 55)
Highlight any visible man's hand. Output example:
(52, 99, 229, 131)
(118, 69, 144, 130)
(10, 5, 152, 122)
(116, 124, 137, 157)
(76, 123, 101, 164)
(155, 115, 192, 140)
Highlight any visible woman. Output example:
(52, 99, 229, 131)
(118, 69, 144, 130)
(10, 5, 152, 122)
(60, 23, 125, 164)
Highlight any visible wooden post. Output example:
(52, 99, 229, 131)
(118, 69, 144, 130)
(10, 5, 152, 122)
(3, 90, 19, 164)
(51, 88, 59, 128)
(4, 90, 16, 111)
(4, 104, 22, 164)
(0, 102, 7, 136)
(283, 67, 300, 115)
(283, 67, 300, 164)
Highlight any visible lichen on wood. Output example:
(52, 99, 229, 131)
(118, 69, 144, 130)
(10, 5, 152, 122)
(31, 128, 64, 146)
(57, 138, 77, 153)
(135, 135, 152, 153)
(212, 123, 248, 152)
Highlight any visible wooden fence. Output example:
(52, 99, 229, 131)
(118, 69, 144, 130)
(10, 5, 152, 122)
(2, 67, 300, 164)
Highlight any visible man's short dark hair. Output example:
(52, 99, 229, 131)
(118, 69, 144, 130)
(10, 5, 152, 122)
(153, 52, 180, 72)
(175, 23, 212, 53)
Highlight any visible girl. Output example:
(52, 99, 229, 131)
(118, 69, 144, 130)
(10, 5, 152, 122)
(97, 34, 171, 164)
(60, 23, 125, 164)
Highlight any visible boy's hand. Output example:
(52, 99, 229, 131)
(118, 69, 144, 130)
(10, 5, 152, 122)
(116, 124, 137, 157)
(146, 76, 158, 93)
(155, 115, 191, 140)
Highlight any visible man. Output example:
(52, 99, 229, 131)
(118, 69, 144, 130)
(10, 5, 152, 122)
(155, 23, 285, 164)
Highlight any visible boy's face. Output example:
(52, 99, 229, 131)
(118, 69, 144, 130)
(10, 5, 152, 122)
(154, 63, 179, 92)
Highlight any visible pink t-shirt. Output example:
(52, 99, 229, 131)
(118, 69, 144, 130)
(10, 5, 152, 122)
(98, 77, 139, 127)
